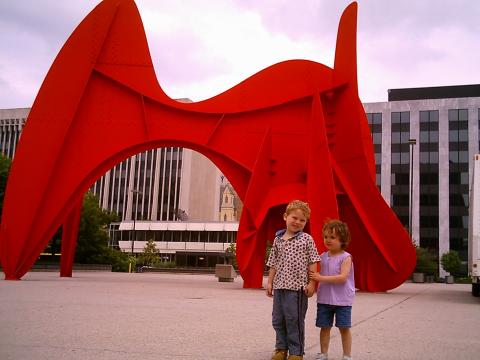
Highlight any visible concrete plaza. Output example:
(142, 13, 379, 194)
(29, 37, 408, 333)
(1, 271, 479, 360)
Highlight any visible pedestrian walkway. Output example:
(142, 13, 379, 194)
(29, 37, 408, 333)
(1, 271, 479, 359)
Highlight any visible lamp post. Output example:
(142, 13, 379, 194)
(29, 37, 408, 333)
(408, 138, 416, 240)
(130, 189, 141, 254)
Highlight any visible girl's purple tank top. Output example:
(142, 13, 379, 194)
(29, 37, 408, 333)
(316, 251, 355, 306)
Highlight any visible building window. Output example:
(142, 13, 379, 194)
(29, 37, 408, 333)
(448, 109, 469, 261)
(367, 112, 382, 192)
(419, 110, 439, 251)
(390, 111, 410, 227)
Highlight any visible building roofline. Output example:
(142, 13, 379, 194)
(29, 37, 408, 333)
(388, 84, 480, 101)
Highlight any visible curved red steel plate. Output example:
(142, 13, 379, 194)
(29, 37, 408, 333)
(0, 0, 415, 291)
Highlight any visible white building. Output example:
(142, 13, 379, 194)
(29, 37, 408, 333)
(364, 84, 480, 275)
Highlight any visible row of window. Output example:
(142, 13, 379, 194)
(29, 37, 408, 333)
(91, 147, 183, 221)
(114, 230, 237, 244)
(448, 109, 470, 252)
(419, 111, 440, 250)
(366, 108, 478, 256)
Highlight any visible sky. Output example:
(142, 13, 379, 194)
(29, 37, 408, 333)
(0, 0, 479, 109)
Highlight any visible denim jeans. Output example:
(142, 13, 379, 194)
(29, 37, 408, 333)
(272, 289, 308, 355)
(315, 303, 352, 328)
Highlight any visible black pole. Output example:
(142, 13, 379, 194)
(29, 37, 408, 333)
(131, 217, 135, 254)
(131, 190, 139, 254)
(408, 139, 416, 240)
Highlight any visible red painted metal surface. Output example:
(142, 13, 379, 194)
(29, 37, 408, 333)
(0, 0, 415, 291)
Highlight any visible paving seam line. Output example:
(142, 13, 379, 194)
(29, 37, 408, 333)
(1, 343, 195, 358)
(304, 287, 429, 352)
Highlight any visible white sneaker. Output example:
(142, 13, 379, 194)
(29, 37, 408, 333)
(342, 356, 352, 360)
(314, 354, 328, 360)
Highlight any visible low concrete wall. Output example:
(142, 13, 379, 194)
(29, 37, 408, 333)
(29, 264, 113, 272)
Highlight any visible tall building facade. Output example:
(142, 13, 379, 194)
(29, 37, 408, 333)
(90, 148, 221, 223)
(364, 84, 480, 275)
(0, 108, 27, 159)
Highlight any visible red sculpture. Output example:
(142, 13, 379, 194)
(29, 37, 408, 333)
(0, 0, 415, 291)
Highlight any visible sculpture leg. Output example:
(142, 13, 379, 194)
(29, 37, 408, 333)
(60, 199, 83, 277)
(236, 209, 267, 289)
(240, 233, 266, 289)
(4, 272, 20, 281)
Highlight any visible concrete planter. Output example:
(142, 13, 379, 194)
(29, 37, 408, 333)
(215, 264, 237, 282)
(425, 275, 435, 283)
(445, 275, 454, 284)
(412, 272, 425, 283)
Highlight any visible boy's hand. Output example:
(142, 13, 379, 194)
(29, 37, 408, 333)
(309, 270, 321, 282)
(304, 282, 316, 297)
(266, 282, 273, 297)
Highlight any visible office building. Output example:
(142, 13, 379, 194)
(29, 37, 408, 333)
(364, 84, 480, 275)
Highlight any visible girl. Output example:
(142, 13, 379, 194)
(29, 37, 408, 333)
(309, 219, 354, 360)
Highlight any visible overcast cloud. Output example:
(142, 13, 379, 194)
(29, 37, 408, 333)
(0, 0, 479, 108)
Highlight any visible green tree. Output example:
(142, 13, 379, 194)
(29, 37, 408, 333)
(0, 154, 12, 217)
(75, 192, 131, 271)
(415, 247, 437, 275)
(0, 158, 130, 271)
(225, 242, 272, 270)
(440, 250, 461, 276)
(75, 192, 119, 264)
(226, 242, 238, 269)
(137, 239, 160, 266)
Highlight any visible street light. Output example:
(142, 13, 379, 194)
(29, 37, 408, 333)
(408, 138, 416, 240)
(130, 189, 141, 254)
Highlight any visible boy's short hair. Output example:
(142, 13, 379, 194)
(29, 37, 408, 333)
(285, 200, 311, 220)
(322, 219, 351, 249)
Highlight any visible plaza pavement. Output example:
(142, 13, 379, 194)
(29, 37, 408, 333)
(1, 271, 479, 360)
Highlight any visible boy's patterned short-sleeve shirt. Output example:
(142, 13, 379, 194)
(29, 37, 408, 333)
(266, 230, 321, 291)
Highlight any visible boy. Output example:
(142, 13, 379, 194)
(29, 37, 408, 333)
(309, 219, 355, 360)
(266, 200, 321, 360)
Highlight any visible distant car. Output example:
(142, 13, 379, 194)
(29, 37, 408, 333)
(138, 265, 154, 273)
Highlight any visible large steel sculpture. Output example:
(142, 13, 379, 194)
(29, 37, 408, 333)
(0, 0, 415, 291)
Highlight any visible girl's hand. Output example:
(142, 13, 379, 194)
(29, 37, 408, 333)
(309, 270, 321, 282)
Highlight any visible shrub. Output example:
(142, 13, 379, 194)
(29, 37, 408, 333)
(109, 249, 133, 272)
(415, 247, 437, 275)
(440, 250, 461, 276)
(153, 260, 176, 268)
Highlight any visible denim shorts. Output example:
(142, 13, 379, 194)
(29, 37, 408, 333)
(315, 303, 352, 328)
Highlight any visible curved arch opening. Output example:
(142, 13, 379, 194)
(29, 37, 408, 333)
(82, 144, 245, 270)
